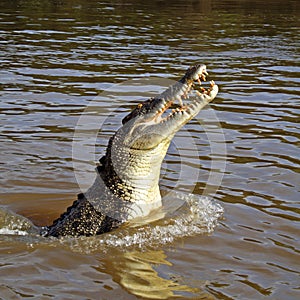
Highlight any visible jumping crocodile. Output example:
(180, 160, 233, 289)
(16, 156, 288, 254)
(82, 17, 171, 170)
(41, 64, 219, 237)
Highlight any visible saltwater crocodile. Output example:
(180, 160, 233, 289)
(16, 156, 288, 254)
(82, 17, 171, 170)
(41, 64, 219, 237)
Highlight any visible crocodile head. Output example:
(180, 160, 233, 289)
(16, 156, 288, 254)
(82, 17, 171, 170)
(95, 64, 219, 218)
(120, 64, 218, 150)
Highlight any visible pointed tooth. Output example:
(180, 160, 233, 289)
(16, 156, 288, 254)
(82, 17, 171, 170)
(186, 107, 191, 114)
(177, 89, 184, 97)
(176, 96, 183, 106)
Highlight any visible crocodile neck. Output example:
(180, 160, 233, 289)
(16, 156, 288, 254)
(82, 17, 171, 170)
(84, 134, 171, 220)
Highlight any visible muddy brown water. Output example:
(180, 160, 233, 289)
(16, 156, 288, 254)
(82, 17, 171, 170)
(0, 1, 299, 299)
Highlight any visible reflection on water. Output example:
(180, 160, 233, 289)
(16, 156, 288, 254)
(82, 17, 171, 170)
(105, 250, 210, 299)
(1, 0, 300, 299)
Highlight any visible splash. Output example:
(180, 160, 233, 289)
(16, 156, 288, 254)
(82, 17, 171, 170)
(0, 192, 224, 252)
(67, 191, 224, 253)
(0, 207, 37, 236)
(107, 192, 223, 247)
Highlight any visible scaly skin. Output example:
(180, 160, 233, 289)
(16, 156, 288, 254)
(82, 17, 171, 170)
(41, 64, 219, 237)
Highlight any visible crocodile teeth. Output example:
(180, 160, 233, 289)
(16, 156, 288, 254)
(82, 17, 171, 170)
(159, 65, 217, 122)
(196, 90, 202, 96)
(176, 96, 183, 106)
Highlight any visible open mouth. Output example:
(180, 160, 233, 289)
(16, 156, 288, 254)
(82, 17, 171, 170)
(154, 65, 217, 123)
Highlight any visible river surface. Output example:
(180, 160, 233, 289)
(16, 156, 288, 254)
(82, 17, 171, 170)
(0, 0, 299, 299)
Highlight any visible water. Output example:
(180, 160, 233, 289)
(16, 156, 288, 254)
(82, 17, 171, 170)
(1, 0, 299, 299)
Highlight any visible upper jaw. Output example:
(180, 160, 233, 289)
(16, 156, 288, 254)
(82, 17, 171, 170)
(149, 64, 218, 124)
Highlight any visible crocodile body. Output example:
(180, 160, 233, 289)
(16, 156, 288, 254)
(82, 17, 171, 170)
(41, 64, 219, 237)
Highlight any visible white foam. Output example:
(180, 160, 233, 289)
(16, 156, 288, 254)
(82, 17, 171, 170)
(0, 207, 35, 236)
(0, 228, 28, 236)
(67, 191, 224, 253)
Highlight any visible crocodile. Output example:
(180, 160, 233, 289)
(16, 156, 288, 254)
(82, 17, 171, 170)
(41, 64, 219, 237)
